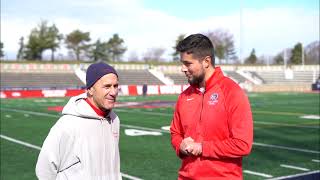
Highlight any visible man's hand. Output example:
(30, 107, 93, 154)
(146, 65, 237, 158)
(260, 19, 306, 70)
(188, 142, 202, 156)
(179, 137, 194, 155)
(179, 137, 202, 156)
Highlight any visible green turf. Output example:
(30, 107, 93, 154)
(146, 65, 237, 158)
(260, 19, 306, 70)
(1, 92, 319, 179)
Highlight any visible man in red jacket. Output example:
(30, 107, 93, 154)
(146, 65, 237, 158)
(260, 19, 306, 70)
(170, 34, 253, 180)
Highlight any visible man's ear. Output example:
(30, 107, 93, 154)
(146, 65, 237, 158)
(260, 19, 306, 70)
(202, 56, 211, 68)
(87, 87, 94, 96)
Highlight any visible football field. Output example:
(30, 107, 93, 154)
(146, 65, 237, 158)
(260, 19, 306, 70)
(1, 92, 319, 180)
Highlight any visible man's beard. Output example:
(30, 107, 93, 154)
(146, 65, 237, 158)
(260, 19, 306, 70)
(188, 73, 205, 86)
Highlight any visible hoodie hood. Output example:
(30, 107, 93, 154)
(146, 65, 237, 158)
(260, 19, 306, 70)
(62, 93, 115, 120)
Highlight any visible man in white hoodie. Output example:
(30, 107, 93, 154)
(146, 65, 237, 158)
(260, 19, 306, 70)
(36, 62, 122, 180)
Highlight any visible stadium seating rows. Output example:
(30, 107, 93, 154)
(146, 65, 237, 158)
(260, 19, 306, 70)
(0, 63, 319, 91)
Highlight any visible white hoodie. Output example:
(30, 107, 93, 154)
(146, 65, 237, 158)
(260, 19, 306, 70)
(36, 93, 122, 180)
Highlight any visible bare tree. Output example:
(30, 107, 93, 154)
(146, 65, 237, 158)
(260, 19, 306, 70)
(128, 51, 140, 62)
(143, 48, 166, 62)
(205, 29, 237, 64)
(305, 41, 319, 64)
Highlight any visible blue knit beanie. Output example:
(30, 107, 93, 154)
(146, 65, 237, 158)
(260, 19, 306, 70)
(86, 62, 118, 89)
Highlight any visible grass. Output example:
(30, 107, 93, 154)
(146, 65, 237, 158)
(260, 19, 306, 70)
(1, 92, 319, 179)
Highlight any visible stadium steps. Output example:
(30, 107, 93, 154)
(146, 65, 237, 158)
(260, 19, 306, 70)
(223, 71, 247, 83)
(164, 73, 188, 85)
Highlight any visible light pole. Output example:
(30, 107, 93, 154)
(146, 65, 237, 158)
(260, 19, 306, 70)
(301, 45, 305, 69)
(239, 0, 244, 64)
(283, 49, 287, 70)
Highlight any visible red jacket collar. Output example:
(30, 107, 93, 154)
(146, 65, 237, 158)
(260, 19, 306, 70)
(85, 98, 108, 117)
(190, 66, 224, 92)
(205, 66, 225, 90)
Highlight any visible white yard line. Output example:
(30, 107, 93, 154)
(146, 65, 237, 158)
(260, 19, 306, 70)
(0, 134, 143, 180)
(1, 108, 59, 117)
(121, 173, 143, 180)
(3, 107, 318, 129)
(267, 170, 320, 180)
(280, 164, 309, 171)
(312, 159, 320, 163)
(121, 124, 169, 133)
(253, 142, 320, 154)
(0, 134, 41, 150)
(254, 121, 319, 129)
(115, 109, 173, 116)
(116, 109, 319, 129)
(2, 107, 319, 155)
(243, 170, 273, 178)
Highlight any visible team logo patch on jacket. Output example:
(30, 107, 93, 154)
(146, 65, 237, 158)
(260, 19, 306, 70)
(208, 93, 219, 105)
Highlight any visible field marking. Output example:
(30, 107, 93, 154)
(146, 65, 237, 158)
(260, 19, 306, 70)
(115, 109, 319, 129)
(267, 170, 320, 180)
(253, 142, 320, 154)
(300, 115, 320, 120)
(280, 164, 309, 171)
(124, 129, 162, 136)
(2, 108, 320, 154)
(253, 121, 319, 129)
(252, 110, 306, 116)
(2, 107, 318, 129)
(161, 126, 170, 131)
(1, 108, 59, 118)
(121, 173, 143, 180)
(312, 159, 320, 163)
(0, 134, 42, 150)
(115, 109, 173, 116)
(0, 134, 143, 180)
(121, 124, 169, 133)
(243, 170, 273, 178)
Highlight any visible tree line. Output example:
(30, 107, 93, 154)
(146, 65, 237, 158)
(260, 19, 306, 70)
(14, 20, 126, 62)
(0, 20, 319, 65)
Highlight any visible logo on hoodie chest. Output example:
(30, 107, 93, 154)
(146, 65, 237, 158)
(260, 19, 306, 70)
(208, 93, 219, 105)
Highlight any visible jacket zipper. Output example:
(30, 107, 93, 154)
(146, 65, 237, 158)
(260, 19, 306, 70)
(198, 90, 205, 162)
(199, 89, 205, 131)
(99, 117, 106, 169)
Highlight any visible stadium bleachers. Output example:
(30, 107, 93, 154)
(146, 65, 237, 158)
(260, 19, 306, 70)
(0, 72, 85, 89)
(165, 71, 248, 84)
(117, 69, 164, 85)
(255, 70, 319, 84)
(1, 63, 319, 91)
(248, 71, 266, 84)
(224, 71, 247, 83)
(164, 73, 188, 85)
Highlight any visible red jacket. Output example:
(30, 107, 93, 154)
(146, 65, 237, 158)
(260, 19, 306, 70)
(170, 67, 253, 180)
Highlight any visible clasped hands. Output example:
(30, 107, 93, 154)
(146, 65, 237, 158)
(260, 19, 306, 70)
(179, 137, 202, 156)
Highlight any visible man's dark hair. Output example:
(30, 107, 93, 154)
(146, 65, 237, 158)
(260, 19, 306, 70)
(176, 33, 215, 66)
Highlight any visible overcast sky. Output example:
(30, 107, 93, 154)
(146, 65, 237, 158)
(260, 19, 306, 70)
(1, 0, 319, 61)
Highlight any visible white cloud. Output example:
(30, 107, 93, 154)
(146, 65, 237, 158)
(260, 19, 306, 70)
(241, 8, 319, 56)
(1, 1, 319, 61)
